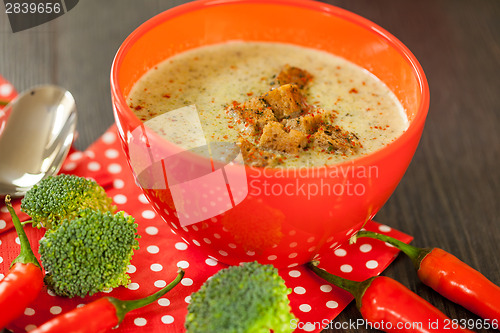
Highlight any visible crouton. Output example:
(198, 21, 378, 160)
(272, 65, 313, 89)
(311, 125, 360, 154)
(259, 121, 308, 154)
(262, 84, 306, 120)
(237, 137, 281, 167)
(282, 109, 338, 134)
(226, 97, 276, 136)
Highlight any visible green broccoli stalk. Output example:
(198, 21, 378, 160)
(39, 209, 140, 297)
(185, 261, 296, 333)
(21, 174, 116, 229)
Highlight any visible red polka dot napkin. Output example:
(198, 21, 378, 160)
(0, 76, 412, 333)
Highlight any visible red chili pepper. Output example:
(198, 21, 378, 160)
(30, 268, 184, 333)
(308, 261, 473, 333)
(0, 99, 9, 106)
(356, 230, 500, 324)
(0, 195, 44, 329)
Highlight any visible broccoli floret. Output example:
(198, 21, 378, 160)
(39, 209, 140, 297)
(185, 261, 296, 333)
(21, 174, 116, 229)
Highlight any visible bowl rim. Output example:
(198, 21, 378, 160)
(110, 0, 430, 173)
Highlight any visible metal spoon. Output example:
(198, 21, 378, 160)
(0, 85, 77, 197)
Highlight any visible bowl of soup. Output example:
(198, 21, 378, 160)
(111, 0, 429, 268)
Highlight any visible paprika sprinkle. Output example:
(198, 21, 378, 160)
(30, 268, 184, 333)
(356, 230, 500, 325)
(0, 195, 44, 329)
(307, 261, 473, 333)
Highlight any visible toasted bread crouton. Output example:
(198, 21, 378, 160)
(259, 121, 308, 154)
(282, 109, 338, 134)
(311, 125, 360, 154)
(237, 137, 281, 167)
(272, 65, 313, 89)
(262, 84, 306, 120)
(226, 97, 276, 136)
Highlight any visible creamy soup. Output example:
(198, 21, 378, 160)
(128, 41, 408, 167)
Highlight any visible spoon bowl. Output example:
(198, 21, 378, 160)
(0, 85, 77, 197)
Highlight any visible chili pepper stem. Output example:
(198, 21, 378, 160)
(307, 261, 371, 309)
(355, 231, 430, 270)
(108, 268, 185, 324)
(5, 195, 41, 270)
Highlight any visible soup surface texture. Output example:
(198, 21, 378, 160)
(128, 41, 408, 167)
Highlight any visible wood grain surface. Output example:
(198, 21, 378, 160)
(1, 1, 499, 332)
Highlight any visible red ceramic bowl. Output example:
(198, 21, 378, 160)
(111, 0, 429, 268)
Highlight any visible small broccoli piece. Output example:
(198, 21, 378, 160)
(185, 261, 296, 333)
(21, 174, 116, 229)
(39, 209, 140, 297)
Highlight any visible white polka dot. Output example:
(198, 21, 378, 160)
(340, 264, 353, 273)
(161, 315, 175, 324)
(0, 257, 3, 264)
(128, 282, 140, 290)
(288, 253, 298, 258)
(108, 163, 122, 174)
(102, 132, 116, 144)
(303, 323, 316, 332)
(288, 263, 299, 268)
(50, 306, 62, 315)
(102, 287, 113, 293)
(326, 300, 339, 308)
(113, 194, 127, 204)
(24, 308, 35, 316)
(154, 280, 166, 288)
(359, 244, 372, 253)
(47, 289, 56, 296)
(299, 304, 312, 312)
(0, 220, 5, 229)
(267, 255, 277, 261)
(246, 251, 255, 256)
(87, 161, 101, 171)
(158, 298, 170, 306)
(175, 242, 188, 250)
(0, 274, 4, 280)
(105, 149, 119, 159)
(142, 210, 155, 219)
(289, 270, 301, 278)
(25, 324, 37, 332)
(294, 286, 306, 294)
(213, 233, 221, 239)
(76, 304, 85, 308)
(181, 278, 193, 286)
(62, 162, 77, 171)
(177, 260, 189, 269)
(112, 180, 124, 190)
(15, 237, 20, 244)
(329, 242, 339, 249)
(289, 242, 298, 248)
(203, 238, 211, 244)
(138, 194, 149, 204)
(326, 236, 334, 242)
(146, 226, 159, 235)
(147, 245, 160, 254)
(192, 239, 200, 246)
(219, 250, 228, 256)
(0, 207, 7, 213)
(228, 243, 236, 249)
(150, 263, 163, 272)
(205, 258, 218, 266)
(307, 236, 315, 243)
(134, 318, 147, 326)
(378, 225, 392, 232)
(185, 296, 191, 303)
(0, 83, 13, 96)
(127, 265, 136, 273)
(68, 151, 83, 160)
(334, 248, 347, 257)
(320, 284, 333, 292)
(366, 260, 379, 269)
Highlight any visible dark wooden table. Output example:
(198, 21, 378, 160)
(1, 1, 499, 332)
